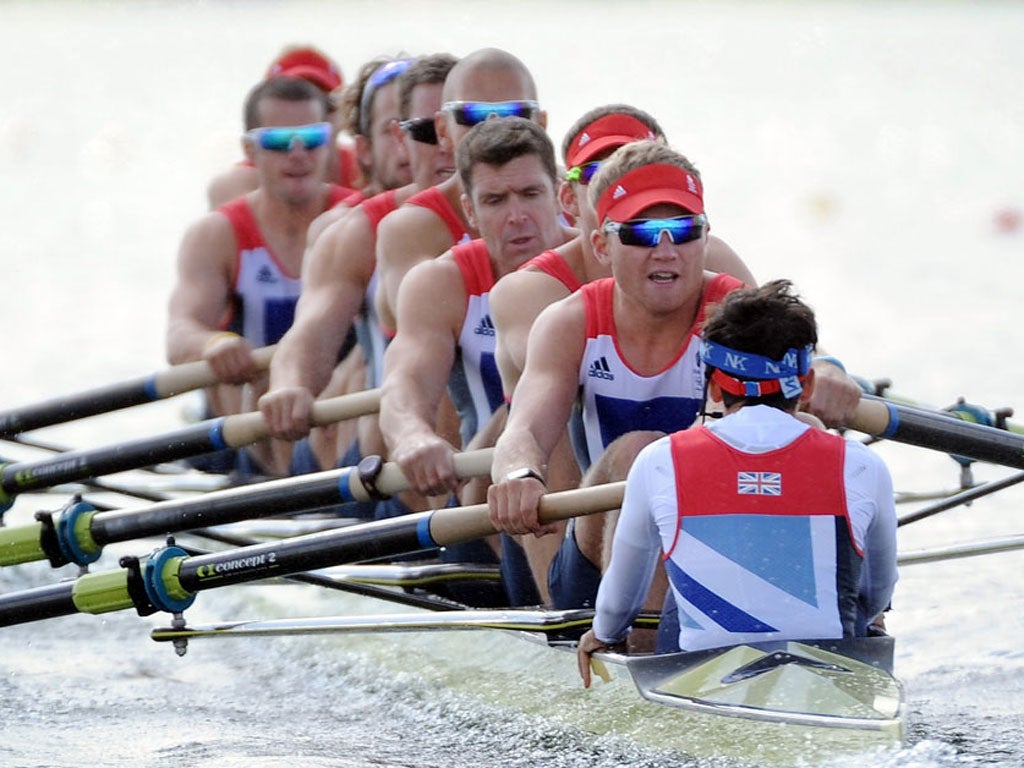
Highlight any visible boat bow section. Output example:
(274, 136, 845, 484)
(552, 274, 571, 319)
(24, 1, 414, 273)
(625, 636, 905, 735)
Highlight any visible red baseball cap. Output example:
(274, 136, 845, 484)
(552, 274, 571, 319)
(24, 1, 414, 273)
(565, 113, 658, 168)
(595, 163, 704, 223)
(265, 47, 344, 92)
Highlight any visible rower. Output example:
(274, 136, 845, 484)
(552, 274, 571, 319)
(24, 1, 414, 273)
(166, 76, 355, 477)
(488, 104, 756, 606)
(378, 117, 575, 606)
(488, 140, 864, 626)
(577, 280, 898, 682)
(259, 53, 458, 502)
(206, 45, 362, 210)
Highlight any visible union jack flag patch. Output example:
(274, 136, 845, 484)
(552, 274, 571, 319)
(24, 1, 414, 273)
(737, 471, 782, 496)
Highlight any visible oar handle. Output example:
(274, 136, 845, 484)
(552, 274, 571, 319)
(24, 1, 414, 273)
(219, 388, 381, 446)
(428, 481, 625, 545)
(0, 446, 492, 569)
(154, 345, 276, 399)
(0, 474, 627, 628)
(0, 387, 382, 502)
(0, 346, 276, 438)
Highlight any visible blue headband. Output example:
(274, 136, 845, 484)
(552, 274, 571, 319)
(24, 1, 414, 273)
(699, 339, 814, 399)
(358, 58, 412, 135)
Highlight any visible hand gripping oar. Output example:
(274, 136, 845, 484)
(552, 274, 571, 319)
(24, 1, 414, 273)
(849, 395, 1024, 469)
(0, 481, 624, 629)
(0, 346, 276, 439)
(0, 447, 491, 569)
(0, 388, 380, 510)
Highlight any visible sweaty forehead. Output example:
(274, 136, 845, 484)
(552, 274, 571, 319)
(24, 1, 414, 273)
(469, 154, 551, 193)
(256, 96, 325, 127)
(444, 66, 536, 103)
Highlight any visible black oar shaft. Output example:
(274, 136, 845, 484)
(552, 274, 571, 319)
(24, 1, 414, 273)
(0, 481, 624, 627)
(897, 471, 1024, 526)
(0, 389, 380, 504)
(1, 421, 226, 499)
(851, 396, 1024, 469)
(0, 449, 491, 568)
(178, 514, 427, 592)
(0, 347, 275, 438)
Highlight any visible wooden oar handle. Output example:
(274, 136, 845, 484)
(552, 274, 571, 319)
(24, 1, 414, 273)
(155, 344, 275, 398)
(848, 397, 891, 436)
(219, 388, 381, 447)
(370, 446, 492, 498)
(428, 481, 625, 545)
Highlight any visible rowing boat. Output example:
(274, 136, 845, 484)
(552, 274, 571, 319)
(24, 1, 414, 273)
(149, 572, 906, 766)
(6, 386, 1024, 764)
(145, 550, 907, 762)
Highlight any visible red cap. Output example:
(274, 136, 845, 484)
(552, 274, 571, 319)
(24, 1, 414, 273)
(265, 47, 344, 92)
(565, 113, 658, 168)
(595, 163, 704, 223)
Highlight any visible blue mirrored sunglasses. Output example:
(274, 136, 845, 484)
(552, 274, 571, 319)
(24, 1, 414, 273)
(442, 100, 539, 127)
(602, 214, 708, 247)
(399, 117, 438, 145)
(246, 122, 332, 152)
(565, 161, 602, 185)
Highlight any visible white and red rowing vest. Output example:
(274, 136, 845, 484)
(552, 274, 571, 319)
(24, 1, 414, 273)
(449, 239, 505, 447)
(665, 425, 863, 651)
(218, 187, 351, 346)
(572, 273, 742, 470)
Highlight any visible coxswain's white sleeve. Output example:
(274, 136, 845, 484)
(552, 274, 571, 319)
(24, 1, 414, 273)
(844, 440, 899, 621)
(592, 439, 670, 645)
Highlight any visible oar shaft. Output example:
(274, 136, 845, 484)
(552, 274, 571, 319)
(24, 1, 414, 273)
(0, 388, 380, 503)
(0, 346, 275, 438)
(0, 479, 622, 627)
(0, 448, 492, 568)
(851, 396, 1024, 469)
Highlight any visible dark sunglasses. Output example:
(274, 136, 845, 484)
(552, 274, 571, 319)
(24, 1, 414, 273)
(602, 214, 708, 247)
(399, 117, 438, 145)
(565, 161, 602, 185)
(246, 122, 332, 152)
(441, 100, 539, 127)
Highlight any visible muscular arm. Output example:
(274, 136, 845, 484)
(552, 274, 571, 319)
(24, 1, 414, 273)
(488, 298, 586, 535)
(490, 269, 572, 398)
(259, 210, 376, 440)
(374, 205, 456, 336)
(378, 257, 463, 496)
(166, 212, 256, 383)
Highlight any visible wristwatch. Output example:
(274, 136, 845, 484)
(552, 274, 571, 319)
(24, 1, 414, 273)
(504, 467, 545, 484)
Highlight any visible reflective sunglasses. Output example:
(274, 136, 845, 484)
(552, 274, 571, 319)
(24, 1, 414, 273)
(441, 100, 539, 127)
(602, 214, 708, 247)
(399, 117, 438, 145)
(246, 122, 332, 152)
(565, 161, 602, 185)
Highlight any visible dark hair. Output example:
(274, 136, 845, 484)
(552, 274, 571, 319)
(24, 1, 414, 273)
(397, 53, 458, 120)
(456, 117, 557, 196)
(702, 279, 818, 410)
(243, 76, 330, 131)
(561, 103, 666, 164)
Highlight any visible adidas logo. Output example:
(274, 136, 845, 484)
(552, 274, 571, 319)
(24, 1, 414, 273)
(256, 265, 277, 284)
(577, 131, 591, 147)
(612, 184, 627, 200)
(687, 174, 698, 194)
(587, 356, 614, 381)
(473, 314, 496, 337)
